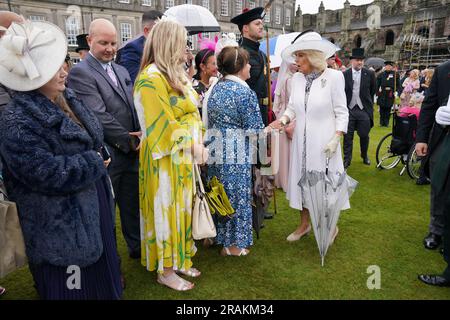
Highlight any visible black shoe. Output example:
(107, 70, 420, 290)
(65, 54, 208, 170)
(423, 233, 442, 250)
(362, 157, 371, 165)
(260, 224, 265, 229)
(129, 250, 141, 259)
(416, 176, 430, 185)
(344, 160, 351, 169)
(440, 248, 444, 256)
(264, 213, 274, 220)
(418, 274, 450, 287)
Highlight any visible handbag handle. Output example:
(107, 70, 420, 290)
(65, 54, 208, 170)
(193, 164, 205, 194)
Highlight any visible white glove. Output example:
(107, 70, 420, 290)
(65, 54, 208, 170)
(324, 134, 341, 158)
(435, 106, 450, 126)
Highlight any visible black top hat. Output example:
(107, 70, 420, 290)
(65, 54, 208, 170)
(350, 48, 365, 59)
(230, 7, 265, 27)
(75, 34, 89, 53)
(384, 60, 395, 66)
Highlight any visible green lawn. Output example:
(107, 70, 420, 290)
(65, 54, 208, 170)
(2, 112, 449, 300)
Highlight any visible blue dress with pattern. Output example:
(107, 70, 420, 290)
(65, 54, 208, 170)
(207, 79, 264, 249)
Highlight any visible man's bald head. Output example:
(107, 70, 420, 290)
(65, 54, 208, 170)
(0, 11, 24, 37)
(87, 19, 117, 63)
(88, 18, 116, 38)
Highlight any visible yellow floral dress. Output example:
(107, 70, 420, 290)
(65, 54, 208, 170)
(134, 64, 202, 274)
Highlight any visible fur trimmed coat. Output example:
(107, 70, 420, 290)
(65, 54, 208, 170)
(0, 89, 108, 267)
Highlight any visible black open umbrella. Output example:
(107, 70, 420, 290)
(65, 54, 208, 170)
(365, 57, 385, 70)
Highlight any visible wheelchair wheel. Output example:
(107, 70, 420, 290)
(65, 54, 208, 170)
(406, 145, 422, 179)
(376, 133, 401, 170)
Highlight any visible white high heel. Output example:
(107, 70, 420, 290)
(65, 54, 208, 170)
(286, 225, 312, 242)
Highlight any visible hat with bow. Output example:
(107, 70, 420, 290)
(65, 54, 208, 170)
(0, 21, 67, 91)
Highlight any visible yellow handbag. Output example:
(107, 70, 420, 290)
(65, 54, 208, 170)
(205, 176, 235, 223)
(0, 186, 27, 278)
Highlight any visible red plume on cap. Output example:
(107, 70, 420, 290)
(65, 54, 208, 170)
(242, 8, 250, 13)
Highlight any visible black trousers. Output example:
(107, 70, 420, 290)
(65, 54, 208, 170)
(108, 149, 141, 255)
(430, 132, 450, 279)
(379, 106, 391, 127)
(259, 104, 269, 127)
(344, 107, 371, 164)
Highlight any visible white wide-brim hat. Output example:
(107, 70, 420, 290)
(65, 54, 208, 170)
(0, 21, 67, 92)
(281, 31, 339, 64)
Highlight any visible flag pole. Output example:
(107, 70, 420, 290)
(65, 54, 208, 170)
(263, 0, 277, 215)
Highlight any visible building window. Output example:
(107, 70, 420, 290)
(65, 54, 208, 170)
(120, 23, 132, 44)
(235, 0, 243, 15)
(65, 16, 80, 46)
(29, 15, 46, 21)
(385, 30, 395, 46)
(118, 0, 130, 3)
(418, 26, 430, 38)
(275, 7, 281, 25)
(355, 35, 362, 48)
(221, 0, 229, 16)
(264, 10, 271, 23)
(202, 0, 210, 10)
(142, 0, 152, 6)
(249, 1, 256, 9)
(285, 9, 291, 26)
(166, 0, 175, 8)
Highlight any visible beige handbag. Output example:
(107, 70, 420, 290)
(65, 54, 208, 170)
(192, 164, 216, 240)
(0, 187, 27, 278)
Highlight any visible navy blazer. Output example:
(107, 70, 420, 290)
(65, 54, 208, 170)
(67, 54, 140, 156)
(0, 89, 108, 267)
(116, 35, 145, 84)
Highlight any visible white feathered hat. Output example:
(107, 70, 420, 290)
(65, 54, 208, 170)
(281, 31, 338, 64)
(0, 21, 67, 91)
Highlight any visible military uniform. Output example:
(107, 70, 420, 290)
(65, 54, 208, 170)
(241, 37, 269, 126)
(376, 64, 401, 127)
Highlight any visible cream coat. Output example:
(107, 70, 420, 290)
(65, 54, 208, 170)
(283, 68, 349, 210)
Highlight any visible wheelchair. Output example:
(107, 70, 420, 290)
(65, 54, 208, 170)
(375, 111, 422, 179)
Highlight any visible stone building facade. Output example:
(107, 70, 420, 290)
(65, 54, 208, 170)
(293, 0, 450, 68)
(0, 0, 295, 60)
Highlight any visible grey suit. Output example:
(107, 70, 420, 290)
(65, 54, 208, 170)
(67, 53, 141, 256)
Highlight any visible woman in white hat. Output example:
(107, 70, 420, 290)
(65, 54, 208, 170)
(269, 32, 349, 243)
(0, 21, 122, 299)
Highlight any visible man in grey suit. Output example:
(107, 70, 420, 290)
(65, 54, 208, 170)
(67, 19, 141, 259)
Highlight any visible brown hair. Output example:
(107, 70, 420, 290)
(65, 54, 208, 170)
(217, 46, 249, 77)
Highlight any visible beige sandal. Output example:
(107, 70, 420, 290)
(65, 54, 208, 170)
(177, 268, 201, 278)
(221, 247, 249, 256)
(157, 273, 194, 291)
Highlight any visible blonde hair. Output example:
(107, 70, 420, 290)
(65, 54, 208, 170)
(299, 50, 327, 72)
(139, 19, 188, 94)
(409, 69, 420, 80)
(425, 69, 434, 86)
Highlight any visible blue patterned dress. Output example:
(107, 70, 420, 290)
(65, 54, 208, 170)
(207, 78, 264, 249)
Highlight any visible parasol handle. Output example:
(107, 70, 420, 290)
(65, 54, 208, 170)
(325, 157, 330, 176)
